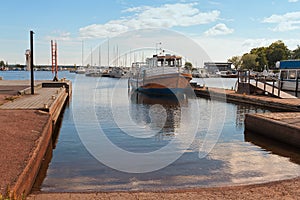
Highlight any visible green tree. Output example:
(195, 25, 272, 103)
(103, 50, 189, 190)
(250, 47, 267, 71)
(291, 45, 300, 59)
(0, 60, 5, 67)
(184, 62, 193, 71)
(241, 53, 257, 70)
(266, 40, 290, 68)
(228, 56, 242, 69)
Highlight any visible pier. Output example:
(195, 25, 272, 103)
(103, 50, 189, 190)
(194, 87, 300, 111)
(245, 112, 300, 148)
(193, 81, 300, 149)
(0, 80, 71, 199)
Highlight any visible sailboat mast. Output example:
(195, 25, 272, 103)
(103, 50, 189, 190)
(81, 40, 84, 67)
(107, 38, 110, 67)
(99, 45, 101, 67)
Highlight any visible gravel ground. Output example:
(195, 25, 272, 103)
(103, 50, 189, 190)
(0, 110, 49, 196)
(27, 177, 300, 200)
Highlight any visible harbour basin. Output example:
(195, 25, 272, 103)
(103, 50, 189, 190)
(1, 71, 299, 192)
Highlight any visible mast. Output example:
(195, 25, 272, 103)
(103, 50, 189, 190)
(91, 47, 93, 67)
(99, 45, 101, 67)
(107, 38, 110, 67)
(81, 40, 84, 67)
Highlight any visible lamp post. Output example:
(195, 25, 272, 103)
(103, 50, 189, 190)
(30, 30, 35, 95)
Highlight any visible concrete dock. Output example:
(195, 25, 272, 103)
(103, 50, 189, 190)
(194, 87, 300, 111)
(245, 112, 300, 148)
(194, 86, 300, 148)
(0, 80, 71, 199)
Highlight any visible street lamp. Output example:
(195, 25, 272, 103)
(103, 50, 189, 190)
(30, 30, 35, 95)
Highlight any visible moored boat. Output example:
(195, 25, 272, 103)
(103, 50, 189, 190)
(128, 54, 192, 96)
(219, 70, 238, 78)
(75, 67, 86, 74)
(278, 60, 300, 93)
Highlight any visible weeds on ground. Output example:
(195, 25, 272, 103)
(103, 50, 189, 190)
(4, 96, 19, 102)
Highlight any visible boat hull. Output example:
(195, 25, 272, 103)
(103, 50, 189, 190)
(129, 73, 192, 95)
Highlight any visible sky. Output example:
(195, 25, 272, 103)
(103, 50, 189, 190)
(1, 0, 300, 66)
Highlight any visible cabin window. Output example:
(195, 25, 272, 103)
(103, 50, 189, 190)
(289, 70, 296, 79)
(281, 71, 288, 80)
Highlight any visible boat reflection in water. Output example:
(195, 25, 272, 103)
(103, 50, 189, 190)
(128, 90, 189, 138)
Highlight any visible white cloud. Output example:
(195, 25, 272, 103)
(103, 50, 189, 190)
(194, 37, 300, 62)
(208, 1, 221, 5)
(242, 38, 300, 50)
(263, 11, 300, 32)
(204, 23, 234, 36)
(79, 3, 220, 39)
(288, 0, 298, 2)
(242, 38, 275, 48)
(79, 23, 129, 38)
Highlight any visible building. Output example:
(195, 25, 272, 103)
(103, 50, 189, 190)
(204, 62, 233, 74)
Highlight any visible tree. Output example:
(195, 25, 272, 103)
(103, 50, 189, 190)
(266, 40, 290, 68)
(250, 47, 267, 71)
(291, 45, 300, 59)
(184, 62, 193, 71)
(241, 53, 257, 70)
(0, 60, 5, 67)
(228, 56, 242, 69)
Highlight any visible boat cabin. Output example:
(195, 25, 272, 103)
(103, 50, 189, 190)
(146, 54, 182, 68)
(279, 60, 300, 81)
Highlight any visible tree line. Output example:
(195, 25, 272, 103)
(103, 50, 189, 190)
(228, 40, 300, 71)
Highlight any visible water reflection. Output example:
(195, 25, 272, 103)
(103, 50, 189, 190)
(235, 104, 271, 130)
(245, 131, 300, 165)
(129, 91, 186, 137)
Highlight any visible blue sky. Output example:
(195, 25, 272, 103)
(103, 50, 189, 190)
(1, 0, 300, 66)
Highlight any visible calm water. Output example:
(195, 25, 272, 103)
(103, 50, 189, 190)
(1, 71, 299, 191)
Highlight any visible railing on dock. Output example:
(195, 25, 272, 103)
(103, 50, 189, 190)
(253, 76, 280, 97)
(236, 70, 296, 99)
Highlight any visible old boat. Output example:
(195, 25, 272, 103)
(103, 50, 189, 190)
(128, 54, 192, 95)
(278, 60, 300, 92)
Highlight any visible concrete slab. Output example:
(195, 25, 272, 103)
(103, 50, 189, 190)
(245, 112, 300, 148)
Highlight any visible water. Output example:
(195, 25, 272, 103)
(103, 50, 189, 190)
(1, 71, 299, 191)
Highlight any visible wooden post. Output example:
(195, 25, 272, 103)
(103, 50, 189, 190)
(278, 80, 281, 97)
(255, 76, 258, 94)
(263, 77, 266, 93)
(272, 80, 275, 95)
(296, 78, 299, 97)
